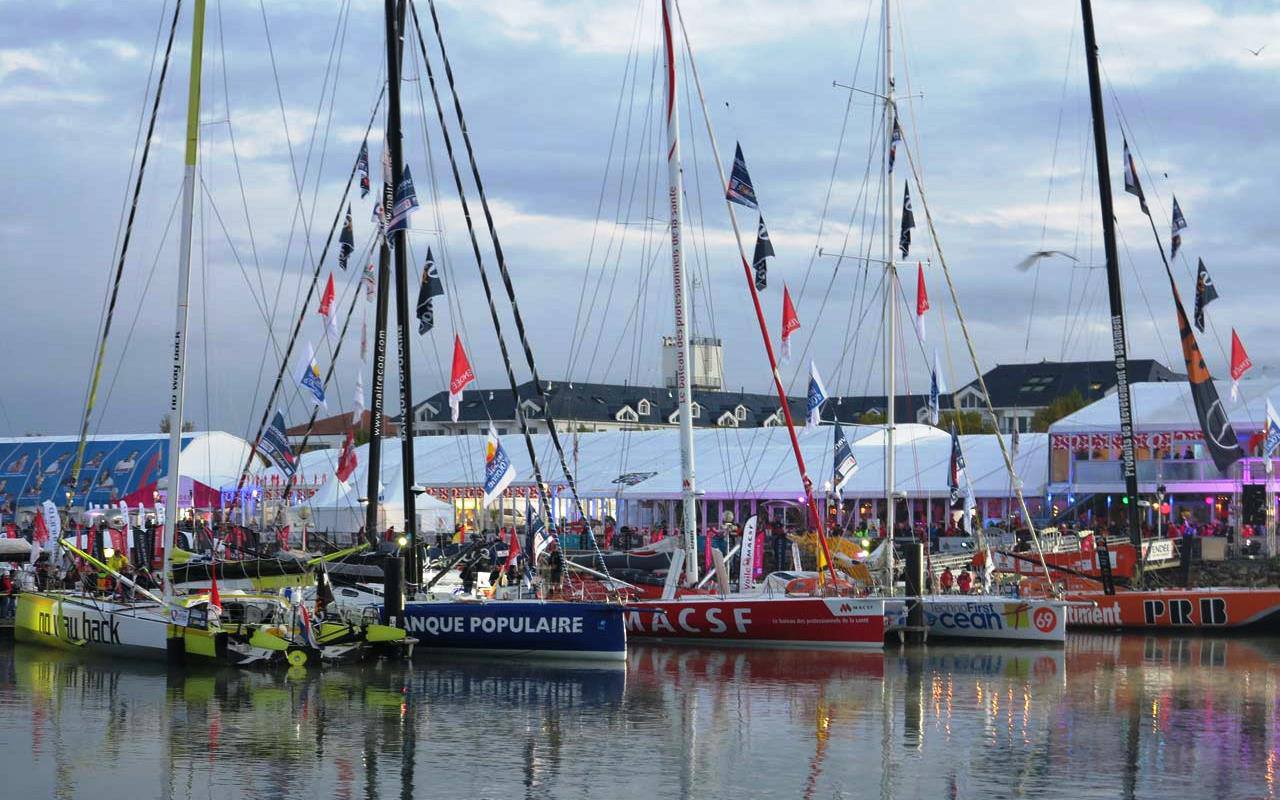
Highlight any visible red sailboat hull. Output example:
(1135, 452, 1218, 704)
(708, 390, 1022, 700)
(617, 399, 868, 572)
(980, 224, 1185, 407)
(625, 596, 885, 649)
(1065, 587, 1280, 631)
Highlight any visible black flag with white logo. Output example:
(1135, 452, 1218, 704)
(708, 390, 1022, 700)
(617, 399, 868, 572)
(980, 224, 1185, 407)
(752, 213, 774, 290)
(899, 182, 915, 259)
(416, 248, 444, 335)
(1193, 258, 1218, 333)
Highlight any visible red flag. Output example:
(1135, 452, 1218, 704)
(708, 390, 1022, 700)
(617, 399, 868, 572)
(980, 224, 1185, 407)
(278, 525, 291, 550)
(915, 262, 930, 342)
(1230, 328, 1252, 402)
(5, 523, 16, 539)
(781, 285, 800, 362)
(33, 510, 49, 545)
(501, 528, 521, 573)
(319, 273, 336, 317)
(336, 429, 358, 484)
(449, 335, 476, 422)
(209, 559, 222, 612)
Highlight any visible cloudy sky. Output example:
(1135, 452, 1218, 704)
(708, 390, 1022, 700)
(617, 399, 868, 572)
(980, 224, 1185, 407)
(1, 0, 1277, 440)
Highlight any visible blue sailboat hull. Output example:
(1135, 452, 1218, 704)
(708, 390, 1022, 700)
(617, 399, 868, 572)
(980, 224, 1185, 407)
(391, 600, 629, 661)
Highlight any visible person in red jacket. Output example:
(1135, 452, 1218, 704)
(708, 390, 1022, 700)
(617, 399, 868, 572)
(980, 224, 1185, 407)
(956, 569, 973, 594)
(939, 567, 955, 594)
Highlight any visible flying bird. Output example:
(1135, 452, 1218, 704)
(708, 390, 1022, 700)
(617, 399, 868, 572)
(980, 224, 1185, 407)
(1014, 250, 1080, 272)
(1246, 45, 1267, 56)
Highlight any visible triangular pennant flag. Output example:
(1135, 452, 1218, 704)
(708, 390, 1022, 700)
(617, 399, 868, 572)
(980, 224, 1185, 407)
(928, 350, 945, 426)
(1170, 276, 1242, 472)
(318, 273, 338, 340)
(752, 214, 774, 291)
(781, 285, 800, 362)
(338, 206, 354, 270)
(915, 262, 929, 342)
(1122, 138, 1150, 216)
(1230, 329, 1252, 402)
(1170, 195, 1187, 260)
(806, 361, 828, 428)
(387, 164, 420, 236)
(1193, 258, 1218, 333)
(449, 335, 476, 423)
(416, 248, 444, 335)
(948, 426, 966, 507)
(832, 421, 857, 501)
(259, 410, 297, 479)
(898, 182, 915, 259)
(725, 142, 759, 209)
(294, 342, 327, 409)
(356, 140, 371, 199)
(888, 119, 902, 173)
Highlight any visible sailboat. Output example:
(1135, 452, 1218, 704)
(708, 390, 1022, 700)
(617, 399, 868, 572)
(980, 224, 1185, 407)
(1024, 0, 1280, 633)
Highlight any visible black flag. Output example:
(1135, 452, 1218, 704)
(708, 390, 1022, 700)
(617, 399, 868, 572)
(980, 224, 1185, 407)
(752, 214, 774, 290)
(1193, 258, 1218, 333)
(416, 248, 444, 334)
(725, 142, 759, 209)
(356, 140, 370, 199)
(947, 425, 965, 507)
(1122, 138, 1149, 216)
(1171, 277, 1242, 472)
(338, 205, 354, 270)
(898, 182, 915, 259)
(1170, 195, 1187, 259)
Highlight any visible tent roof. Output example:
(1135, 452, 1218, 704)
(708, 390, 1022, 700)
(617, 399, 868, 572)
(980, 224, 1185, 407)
(1048, 379, 1279, 434)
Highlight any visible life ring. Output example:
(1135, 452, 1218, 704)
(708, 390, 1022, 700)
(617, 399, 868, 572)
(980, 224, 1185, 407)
(287, 648, 309, 667)
(784, 576, 853, 596)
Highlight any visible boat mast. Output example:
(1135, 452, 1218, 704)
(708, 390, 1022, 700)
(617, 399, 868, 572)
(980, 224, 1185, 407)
(162, 0, 207, 608)
(385, 0, 418, 584)
(364, 1, 401, 543)
(1080, 0, 1142, 572)
(662, 0, 699, 587)
(882, 0, 897, 590)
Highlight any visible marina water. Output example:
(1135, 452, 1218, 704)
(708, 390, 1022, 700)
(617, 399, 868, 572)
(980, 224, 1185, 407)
(0, 636, 1276, 799)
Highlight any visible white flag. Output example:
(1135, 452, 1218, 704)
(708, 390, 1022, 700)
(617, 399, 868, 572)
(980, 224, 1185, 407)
(293, 341, 327, 409)
(353, 371, 366, 425)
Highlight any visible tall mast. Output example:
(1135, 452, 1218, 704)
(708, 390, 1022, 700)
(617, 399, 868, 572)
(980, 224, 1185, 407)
(364, 1, 400, 542)
(1081, 0, 1142, 567)
(882, 0, 897, 590)
(662, 0, 699, 586)
(385, 0, 418, 583)
(162, 0, 207, 607)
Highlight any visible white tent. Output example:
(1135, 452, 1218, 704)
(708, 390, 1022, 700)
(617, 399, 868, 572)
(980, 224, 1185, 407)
(1049, 379, 1278, 434)
(296, 447, 455, 535)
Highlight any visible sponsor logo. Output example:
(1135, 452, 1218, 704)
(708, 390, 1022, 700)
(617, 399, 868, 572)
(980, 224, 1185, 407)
(1067, 603, 1123, 626)
(1033, 607, 1058, 633)
(1142, 596, 1228, 626)
(625, 605, 752, 635)
(404, 614, 585, 637)
(37, 611, 122, 645)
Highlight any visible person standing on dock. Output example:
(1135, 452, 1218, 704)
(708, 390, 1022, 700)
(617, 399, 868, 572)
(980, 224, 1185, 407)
(0, 568, 13, 619)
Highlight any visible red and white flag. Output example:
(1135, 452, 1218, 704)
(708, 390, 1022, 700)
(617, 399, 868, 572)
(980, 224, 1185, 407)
(449, 334, 476, 422)
(319, 273, 338, 339)
(781, 285, 801, 362)
(1230, 328, 1252, 402)
(336, 429, 358, 485)
(915, 262, 930, 342)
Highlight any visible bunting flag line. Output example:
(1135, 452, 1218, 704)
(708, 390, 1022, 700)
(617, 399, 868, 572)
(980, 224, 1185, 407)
(1230, 329, 1252, 402)
(752, 214, 774, 291)
(353, 370, 366, 426)
(948, 426, 966, 507)
(416, 248, 444, 335)
(806, 361, 828, 428)
(915, 262, 929, 342)
(832, 420, 857, 501)
(294, 341, 327, 409)
(259, 410, 297, 479)
(781, 285, 800, 362)
(387, 165, 420, 237)
(725, 142, 759, 209)
(888, 119, 902, 173)
(1193, 258, 1218, 333)
(482, 424, 516, 507)
(338, 206, 354, 270)
(1170, 275, 1242, 472)
(449, 334, 475, 423)
(1170, 195, 1187, 260)
(1122, 138, 1149, 216)
(898, 182, 915, 259)
(356, 140, 371, 199)
(336, 429, 358, 485)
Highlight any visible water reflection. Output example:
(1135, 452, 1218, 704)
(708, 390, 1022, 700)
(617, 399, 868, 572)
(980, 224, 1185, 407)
(0, 637, 1276, 799)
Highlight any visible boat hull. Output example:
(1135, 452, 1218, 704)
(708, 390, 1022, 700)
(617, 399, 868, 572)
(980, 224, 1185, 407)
(395, 600, 629, 661)
(1064, 587, 1280, 631)
(627, 596, 885, 649)
(14, 593, 219, 661)
(886, 596, 1067, 643)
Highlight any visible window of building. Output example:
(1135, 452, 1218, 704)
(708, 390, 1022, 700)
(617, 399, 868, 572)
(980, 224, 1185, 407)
(717, 411, 738, 428)
(637, 399, 651, 416)
(690, 402, 701, 419)
(615, 406, 639, 423)
(735, 404, 748, 421)
(498, 428, 508, 436)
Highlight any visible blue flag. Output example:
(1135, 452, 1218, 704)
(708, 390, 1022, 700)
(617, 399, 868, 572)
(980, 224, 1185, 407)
(356, 140, 371, 198)
(482, 424, 516, 507)
(928, 350, 944, 425)
(294, 341, 327, 409)
(806, 361, 828, 428)
(259, 410, 296, 479)
(1170, 195, 1186, 259)
(387, 165, 420, 236)
(948, 426, 966, 506)
(338, 205, 354, 270)
(1265, 400, 1280, 461)
(832, 420, 857, 500)
(725, 142, 759, 209)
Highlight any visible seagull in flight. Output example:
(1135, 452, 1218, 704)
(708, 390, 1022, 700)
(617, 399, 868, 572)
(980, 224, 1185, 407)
(1014, 250, 1079, 272)
(1246, 45, 1267, 56)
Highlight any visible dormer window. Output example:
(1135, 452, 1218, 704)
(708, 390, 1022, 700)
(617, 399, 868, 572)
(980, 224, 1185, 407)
(615, 405, 639, 423)
(637, 398, 651, 416)
(717, 411, 739, 428)
(734, 404, 748, 421)
(690, 401, 701, 419)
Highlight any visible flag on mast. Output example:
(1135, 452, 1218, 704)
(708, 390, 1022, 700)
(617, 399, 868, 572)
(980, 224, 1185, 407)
(898, 182, 915, 259)
(294, 342, 327, 409)
(752, 214, 774, 291)
(482, 424, 516, 507)
(1122, 138, 1149, 216)
(356, 140, 371, 198)
(915, 262, 929, 342)
(1170, 278, 1242, 472)
(416, 248, 444, 335)
(1193, 258, 1218, 333)
(449, 335, 476, 423)
(948, 426, 966, 507)
(259, 410, 297, 479)
(335, 429, 358, 485)
(781, 285, 800, 362)
(806, 361, 828, 428)
(353, 370, 366, 426)
(888, 119, 902, 173)
(832, 420, 858, 500)
(1263, 400, 1280, 465)
(387, 165, 420, 236)
(725, 142, 759, 209)
(319, 273, 338, 340)
(1230, 329, 1252, 402)
(1170, 196, 1187, 259)
(363, 260, 376, 302)
(928, 350, 945, 426)
(338, 206, 355, 270)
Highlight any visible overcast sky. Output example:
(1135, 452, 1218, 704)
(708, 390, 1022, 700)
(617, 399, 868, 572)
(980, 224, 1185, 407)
(1, 0, 1277, 440)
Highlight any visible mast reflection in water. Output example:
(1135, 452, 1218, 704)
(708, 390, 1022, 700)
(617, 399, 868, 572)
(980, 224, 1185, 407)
(0, 638, 1277, 799)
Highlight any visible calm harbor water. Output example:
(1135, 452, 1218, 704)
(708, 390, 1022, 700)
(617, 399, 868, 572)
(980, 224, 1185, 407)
(0, 636, 1276, 800)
